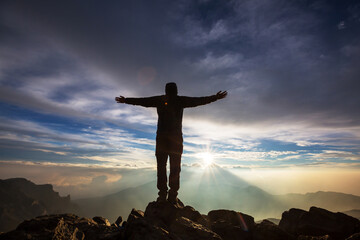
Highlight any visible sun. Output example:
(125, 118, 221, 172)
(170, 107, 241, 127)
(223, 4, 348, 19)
(200, 152, 214, 167)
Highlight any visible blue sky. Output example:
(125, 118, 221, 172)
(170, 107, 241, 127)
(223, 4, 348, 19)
(0, 0, 360, 197)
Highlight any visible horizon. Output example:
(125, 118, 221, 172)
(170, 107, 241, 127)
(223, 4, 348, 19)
(0, 0, 360, 200)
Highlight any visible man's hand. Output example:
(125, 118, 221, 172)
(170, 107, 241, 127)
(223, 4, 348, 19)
(115, 96, 126, 103)
(216, 91, 227, 100)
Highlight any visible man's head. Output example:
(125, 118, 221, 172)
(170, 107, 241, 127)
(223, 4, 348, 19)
(165, 82, 178, 96)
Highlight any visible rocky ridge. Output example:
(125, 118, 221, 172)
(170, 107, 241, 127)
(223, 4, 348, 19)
(0, 178, 78, 232)
(1, 200, 359, 240)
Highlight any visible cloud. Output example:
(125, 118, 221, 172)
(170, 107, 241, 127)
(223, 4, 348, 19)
(194, 52, 243, 71)
(0, 161, 156, 198)
(0, 0, 360, 174)
(337, 21, 346, 30)
(173, 18, 229, 47)
(1, 0, 359, 127)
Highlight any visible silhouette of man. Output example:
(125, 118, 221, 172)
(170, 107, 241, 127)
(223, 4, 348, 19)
(115, 83, 227, 204)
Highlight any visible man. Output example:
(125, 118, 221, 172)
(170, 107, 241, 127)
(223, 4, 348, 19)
(115, 82, 227, 204)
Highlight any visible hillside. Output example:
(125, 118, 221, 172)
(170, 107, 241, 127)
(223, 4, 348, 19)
(0, 178, 79, 232)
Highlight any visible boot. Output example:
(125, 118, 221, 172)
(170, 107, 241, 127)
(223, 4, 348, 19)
(167, 191, 178, 205)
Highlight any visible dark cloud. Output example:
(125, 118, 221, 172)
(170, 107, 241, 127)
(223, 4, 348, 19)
(0, 0, 359, 131)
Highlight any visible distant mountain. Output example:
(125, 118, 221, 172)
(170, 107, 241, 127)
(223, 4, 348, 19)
(277, 191, 360, 212)
(0, 178, 79, 232)
(74, 181, 157, 222)
(75, 166, 360, 223)
(342, 209, 360, 220)
(2, 169, 360, 232)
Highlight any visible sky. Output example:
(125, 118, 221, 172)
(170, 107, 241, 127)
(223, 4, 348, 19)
(0, 0, 360, 198)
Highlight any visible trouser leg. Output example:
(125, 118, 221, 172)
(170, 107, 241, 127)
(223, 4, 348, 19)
(168, 154, 181, 198)
(156, 153, 168, 196)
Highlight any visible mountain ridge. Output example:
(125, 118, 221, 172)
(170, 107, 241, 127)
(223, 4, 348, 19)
(0, 178, 79, 232)
(1, 177, 360, 233)
(1, 200, 359, 240)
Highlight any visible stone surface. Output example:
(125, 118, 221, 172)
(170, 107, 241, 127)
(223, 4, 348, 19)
(346, 233, 360, 240)
(125, 201, 220, 240)
(253, 219, 295, 240)
(170, 216, 222, 240)
(297, 235, 332, 240)
(124, 207, 174, 240)
(115, 216, 123, 227)
(208, 209, 255, 240)
(93, 216, 111, 226)
(0, 214, 121, 240)
(176, 205, 209, 227)
(279, 206, 360, 240)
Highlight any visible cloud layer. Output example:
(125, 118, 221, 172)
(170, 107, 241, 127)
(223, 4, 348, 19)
(0, 0, 359, 186)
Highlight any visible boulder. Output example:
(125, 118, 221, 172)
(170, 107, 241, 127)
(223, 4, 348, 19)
(208, 209, 254, 240)
(208, 209, 255, 230)
(170, 216, 222, 240)
(127, 208, 145, 223)
(210, 219, 247, 240)
(124, 207, 173, 240)
(145, 201, 180, 227)
(176, 205, 209, 228)
(144, 200, 208, 228)
(279, 207, 360, 240)
(93, 216, 111, 226)
(253, 219, 295, 240)
(125, 201, 220, 240)
(115, 216, 123, 227)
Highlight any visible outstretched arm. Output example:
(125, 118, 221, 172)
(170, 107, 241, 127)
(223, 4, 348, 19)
(115, 95, 160, 107)
(181, 91, 227, 108)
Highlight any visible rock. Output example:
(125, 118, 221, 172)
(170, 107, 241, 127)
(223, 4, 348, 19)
(208, 209, 255, 230)
(211, 219, 250, 240)
(125, 201, 220, 240)
(279, 207, 360, 240)
(127, 208, 145, 223)
(0, 214, 122, 240)
(297, 235, 332, 240)
(115, 216, 123, 227)
(144, 201, 181, 226)
(346, 233, 360, 240)
(176, 205, 209, 228)
(279, 208, 307, 234)
(253, 219, 295, 240)
(207, 209, 254, 240)
(4, 200, 360, 240)
(124, 208, 173, 240)
(93, 216, 111, 226)
(170, 216, 222, 240)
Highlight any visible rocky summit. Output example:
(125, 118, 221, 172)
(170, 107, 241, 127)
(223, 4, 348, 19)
(1, 200, 360, 240)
